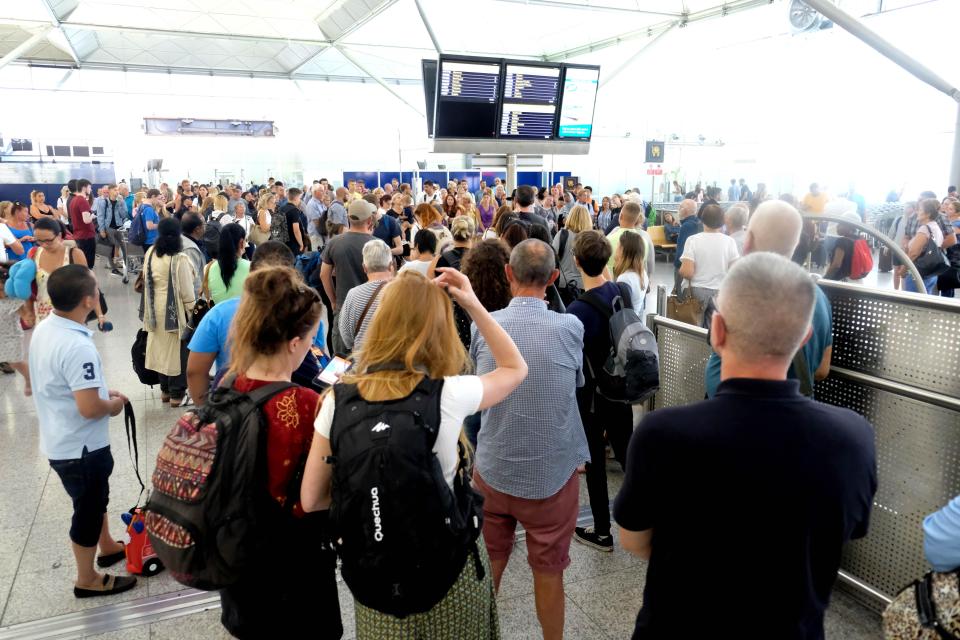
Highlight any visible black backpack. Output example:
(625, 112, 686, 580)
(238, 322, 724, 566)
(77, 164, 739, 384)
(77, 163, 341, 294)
(202, 213, 227, 260)
(328, 376, 485, 617)
(144, 381, 299, 590)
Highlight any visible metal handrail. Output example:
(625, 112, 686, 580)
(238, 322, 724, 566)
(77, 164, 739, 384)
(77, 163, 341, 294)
(802, 213, 926, 288)
(818, 279, 960, 312)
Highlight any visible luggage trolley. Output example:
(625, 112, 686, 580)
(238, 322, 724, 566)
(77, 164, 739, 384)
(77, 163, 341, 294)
(94, 225, 143, 283)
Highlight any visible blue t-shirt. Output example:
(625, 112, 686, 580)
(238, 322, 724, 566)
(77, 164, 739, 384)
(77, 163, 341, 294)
(142, 204, 160, 245)
(187, 297, 240, 371)
(124, 194, 135, 219)
(187, 296, 326, 372)
(704, 285, 833, 398)
(372, 213, 401, 247)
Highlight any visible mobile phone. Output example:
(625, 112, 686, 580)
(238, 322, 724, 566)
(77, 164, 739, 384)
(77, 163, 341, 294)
(315, 356, 352, 386)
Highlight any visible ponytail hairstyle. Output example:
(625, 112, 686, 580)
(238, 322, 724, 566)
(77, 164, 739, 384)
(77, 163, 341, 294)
(216, 223, 246, 289)
(227, 266, 322, 376)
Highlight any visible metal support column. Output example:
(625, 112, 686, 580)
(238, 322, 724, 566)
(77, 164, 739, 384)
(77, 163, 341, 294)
(336, 46, 425, 118)
(413, 0, 442, 55)
(0, 27, 52, 71)
(599, 23, 676, 89)
(506, 154, 518, 193)
(802, 0, 960, 188)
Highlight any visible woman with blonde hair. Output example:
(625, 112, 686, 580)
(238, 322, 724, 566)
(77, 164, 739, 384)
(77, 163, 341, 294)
(256, 192, 277, 238)
(56, 185, 70, 217)
(552, 204, 592, 297)
(301, 268, 527, 639)
(210, 194, 230, 223)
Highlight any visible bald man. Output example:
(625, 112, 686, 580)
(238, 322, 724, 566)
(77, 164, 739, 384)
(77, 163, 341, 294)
(614, 252, 875, 639)
(326, 187, 349, 236)
(704, 200, 833, 397)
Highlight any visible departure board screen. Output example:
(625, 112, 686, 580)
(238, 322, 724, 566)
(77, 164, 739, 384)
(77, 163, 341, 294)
(557, 66, 600, 139)
(503, 65, 560, 104)
(500, 104, 556, 139)
(435, 59, 501, 138)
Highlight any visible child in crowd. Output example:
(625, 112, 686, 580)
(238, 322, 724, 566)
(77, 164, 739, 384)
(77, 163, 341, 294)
(28, 264, 134, 598)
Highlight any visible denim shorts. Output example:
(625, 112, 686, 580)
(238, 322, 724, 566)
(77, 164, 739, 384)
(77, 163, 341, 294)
(49, 446, 114, 547)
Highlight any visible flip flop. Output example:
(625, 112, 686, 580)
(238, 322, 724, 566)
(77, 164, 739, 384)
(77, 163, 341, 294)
(96, 541, 126, 568)
(74, 574, 137, 599)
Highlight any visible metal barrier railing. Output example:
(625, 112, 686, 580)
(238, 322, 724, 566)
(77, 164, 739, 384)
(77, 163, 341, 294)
(647, 280, 960, 612)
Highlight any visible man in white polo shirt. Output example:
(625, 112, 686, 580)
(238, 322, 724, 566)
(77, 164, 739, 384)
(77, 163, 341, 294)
(29, 264, 136, 599)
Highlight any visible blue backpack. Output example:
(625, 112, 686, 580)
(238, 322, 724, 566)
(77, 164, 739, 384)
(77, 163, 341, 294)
(128, 204, 148, 246)
(296, 251, 322, 289)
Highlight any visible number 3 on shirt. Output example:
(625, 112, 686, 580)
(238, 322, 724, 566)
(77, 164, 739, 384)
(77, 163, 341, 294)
(82, 363, 95, 381)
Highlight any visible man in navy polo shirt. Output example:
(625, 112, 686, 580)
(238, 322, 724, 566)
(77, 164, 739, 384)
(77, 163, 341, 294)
(672, 198, 701, 293)
(29, 265, 136, 599)
(614, 252, 876, 639)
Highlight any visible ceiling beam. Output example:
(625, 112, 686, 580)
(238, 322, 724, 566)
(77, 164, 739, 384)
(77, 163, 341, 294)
(37, 0, 81, 64)
(13, 58, 423, 84)
(336, 45, 424, 116)
(413, 0, 442, 55)
(599, 21, 676, 88)
(288, 0, 399, 77)
(490, 0, 681, 17)
(0, 27, 54, 71)
(542, 0, 773, 61)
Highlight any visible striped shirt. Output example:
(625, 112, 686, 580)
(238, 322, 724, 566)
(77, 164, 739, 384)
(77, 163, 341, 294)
(470, 297, 590, 500)
(338, 279, 390, 351)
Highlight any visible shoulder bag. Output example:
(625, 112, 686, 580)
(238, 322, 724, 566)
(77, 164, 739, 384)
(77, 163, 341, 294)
(914, 223, 951, 278)
(666, 280, 703, 326)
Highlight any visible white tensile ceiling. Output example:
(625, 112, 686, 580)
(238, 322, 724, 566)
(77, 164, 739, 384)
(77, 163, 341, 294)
(0, 0, 924, 83)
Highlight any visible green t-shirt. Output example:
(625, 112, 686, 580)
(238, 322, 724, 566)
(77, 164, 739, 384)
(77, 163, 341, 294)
(207, 258, 251, 304)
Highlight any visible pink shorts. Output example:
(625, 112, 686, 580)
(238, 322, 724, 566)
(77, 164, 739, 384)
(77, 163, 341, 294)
(473, 471, 579, 575)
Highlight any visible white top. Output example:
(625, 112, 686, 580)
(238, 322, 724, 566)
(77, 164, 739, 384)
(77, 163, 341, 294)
(616, 270, 648, 317)
(482, 229, 497, 241)
(0, 223, 15, 262)
(417, 192, 442, 205)
(680, 232, 740, 291)
(315, 375, 483, 488)
(400, 259, 433, 277)
(232, 215, 254, 235)
(28, 314, 110, 459)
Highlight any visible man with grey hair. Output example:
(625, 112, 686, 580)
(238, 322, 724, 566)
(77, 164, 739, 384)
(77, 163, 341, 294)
(615, 252, 876, 639)
(673, 198, 702, 293)
(704, 199, 833, 397)
(305, 184, 327, 250)
(337, 238, 394, 353)
(470, 238, 589, 640)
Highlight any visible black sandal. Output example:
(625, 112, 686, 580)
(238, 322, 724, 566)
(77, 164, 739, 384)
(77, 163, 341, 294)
(74, 574, 137, 599)
(96, 541, 126, 568)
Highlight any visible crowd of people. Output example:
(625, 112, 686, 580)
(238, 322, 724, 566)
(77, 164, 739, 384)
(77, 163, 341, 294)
(1, 171, 958, 640)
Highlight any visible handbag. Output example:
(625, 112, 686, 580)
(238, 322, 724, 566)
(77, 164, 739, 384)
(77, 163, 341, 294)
(914, 224, 951, 278)
(883, 570, 960, 639)
(69, 248, 109, 323)
(182, 264, 214, 343)
(666, 282, 703, 326)
(249, 214, 271, 245)
(555, 229, 583, 306)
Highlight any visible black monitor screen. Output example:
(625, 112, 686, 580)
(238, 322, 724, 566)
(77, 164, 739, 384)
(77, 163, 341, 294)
(435, 58, 500, 138)
(421, 59, 438, 138)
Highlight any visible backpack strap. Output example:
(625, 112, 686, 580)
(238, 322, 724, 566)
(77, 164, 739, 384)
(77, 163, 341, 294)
(124, 402, 145, 507)
(241, 380, 298, 407)
(792, 348, 814, 398)
(615, 281, 633, 310)
(577, 289, 613, 320)
(355, 280, 388, 336)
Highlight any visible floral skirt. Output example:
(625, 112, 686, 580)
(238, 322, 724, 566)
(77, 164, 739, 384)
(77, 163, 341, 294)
(353, 539, 500, 640)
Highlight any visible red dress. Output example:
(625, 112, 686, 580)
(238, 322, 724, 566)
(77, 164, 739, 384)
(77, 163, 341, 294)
(232, 375, 320, 518)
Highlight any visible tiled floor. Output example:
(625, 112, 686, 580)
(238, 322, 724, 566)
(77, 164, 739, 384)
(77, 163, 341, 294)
(0, 257, 886, 638)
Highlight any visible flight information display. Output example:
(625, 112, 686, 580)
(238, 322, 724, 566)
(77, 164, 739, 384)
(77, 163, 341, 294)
(557, 66, 600, 139)
(439, 60, 499, 102)
(503, 65, 560, 104)
(500, 104, 556, 139)
(435, 59, 501, 138)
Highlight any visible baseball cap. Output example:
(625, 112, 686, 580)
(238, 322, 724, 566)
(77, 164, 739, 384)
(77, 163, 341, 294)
(348, 199, 376, 221)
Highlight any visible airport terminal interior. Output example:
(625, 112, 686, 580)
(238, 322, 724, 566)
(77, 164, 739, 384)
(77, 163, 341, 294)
(1, 0, 959, 639)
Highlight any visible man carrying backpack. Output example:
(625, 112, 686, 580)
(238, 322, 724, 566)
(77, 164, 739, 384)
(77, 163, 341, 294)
(566, 230, 636, 552)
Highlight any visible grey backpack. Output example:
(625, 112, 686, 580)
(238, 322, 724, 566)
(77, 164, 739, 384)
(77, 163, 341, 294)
(579, 283, 660, 404)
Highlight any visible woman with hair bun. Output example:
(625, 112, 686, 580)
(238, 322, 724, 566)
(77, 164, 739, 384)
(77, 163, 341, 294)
(217, 265, 341, 640)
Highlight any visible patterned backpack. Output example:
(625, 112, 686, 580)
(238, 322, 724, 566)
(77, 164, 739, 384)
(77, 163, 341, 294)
(143, 381, 295, 590)
(884, 570, 960, 639)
